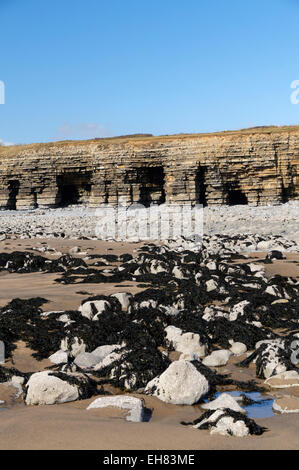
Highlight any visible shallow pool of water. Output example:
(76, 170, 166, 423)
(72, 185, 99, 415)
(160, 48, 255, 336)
(209, 391, 274, 418)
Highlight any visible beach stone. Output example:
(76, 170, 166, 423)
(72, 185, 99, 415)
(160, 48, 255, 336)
(87, 395, 145, 422)
(273, 396, 299, 414)
(256, 343, 290, 379)
(165, 325, 207, 358)
(93, 350, 125, 372)
(201, 393, 246, 414)
(74, 352, 101, 369)
(110, 292, 132, 311)
(229, 301, 250, 321)
(206, 279, 218, 292)
(60, 336, 86, 358)
(202, 350, 232, 367)
(172, 266, 186, 279)
(49, 350, 68, 365)
(265, 371, 299, 388)
(25, 371, 93, 405)
(69, 246, 80, 254)
(210, 416, 249, 437)
(91, 344, 121, 361)
(248, 263, 264, 273)
(267, 250, 285, 260)
(193, 409, 249, 437)
(78, 300, 110, 320)
(145, 360, 209, 405)
(230, 342, 247, 355)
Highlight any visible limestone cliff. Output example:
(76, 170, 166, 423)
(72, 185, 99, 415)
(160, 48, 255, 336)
(0, 126, 298, 210)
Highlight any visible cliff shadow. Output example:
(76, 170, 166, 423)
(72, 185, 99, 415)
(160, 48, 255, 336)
(225, 182, 248, 205)
(195, 165, 207, 206)
(6, 180, 20, 210)
(125, 166, 166, 207)
(55, 172, 92, 207)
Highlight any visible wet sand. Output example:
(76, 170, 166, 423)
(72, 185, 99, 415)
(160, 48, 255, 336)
(0, 238, 299, 450)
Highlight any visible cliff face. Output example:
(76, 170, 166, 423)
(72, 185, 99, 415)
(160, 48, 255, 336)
(0, 127, 298, 210)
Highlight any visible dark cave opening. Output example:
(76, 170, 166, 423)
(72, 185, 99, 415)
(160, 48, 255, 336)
(195, 165, 207, 207)
(7, 180, 20, 210)
(139, 167, 166, 207)
(227, 189, 248, 206)
(125, 166, 166, 207)
(56, 173, 92, 207)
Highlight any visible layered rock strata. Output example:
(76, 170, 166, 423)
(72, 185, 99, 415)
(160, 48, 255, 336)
(0, 127, 298, 210)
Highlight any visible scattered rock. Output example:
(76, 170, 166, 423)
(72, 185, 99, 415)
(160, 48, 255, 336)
(145, 360, 209, 405)
(201, 393, 246, 414)
(202, 350, 232, 367)
(87, 395, 146, 422)
(25, 371, 96, 405)
(273, 396, 299, 414)
(265, 371, 299, 389)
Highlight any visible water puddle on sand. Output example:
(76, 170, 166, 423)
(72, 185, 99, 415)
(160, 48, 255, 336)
(0, 402, 24, 412)
(208, 391, 274, 419)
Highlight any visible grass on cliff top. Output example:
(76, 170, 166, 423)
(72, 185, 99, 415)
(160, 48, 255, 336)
(1, 125, 299, 156)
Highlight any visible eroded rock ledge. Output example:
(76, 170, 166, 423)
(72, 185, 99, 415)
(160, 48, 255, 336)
(0, 126, 298, 210)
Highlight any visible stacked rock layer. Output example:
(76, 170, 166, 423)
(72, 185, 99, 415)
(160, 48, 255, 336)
(0, 127, 298, 210)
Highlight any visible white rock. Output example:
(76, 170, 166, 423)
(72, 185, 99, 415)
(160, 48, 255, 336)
(93, 350, 124, 372)
(273, 396, 299, 414)
(210, 416, 249, 437)
(25, 371, 79, 405)
(172, 266, 186, 279)
(145, 360, 209, 405)
(229, 301, 250, 321)
(74, 352, 101, 369)
(202, 349, 232, 367)
(91, 344, 121, 361)
(79, 300, 110, 320)
(206, 279, 218, 292)
(201, 393, 246, 413)
(194, 409, 249, 437)
(230, 342, 247, 355)
(87, 395, 145, 422)
(110, 292, 132, 311)
(69, 246, 80, 254)
(248, 263, 264, 273)
(265, 371, 299, 388)
(265, 286, 281, 297)
(49, 350, 68, 365)
(165, 325, 207, 358)
(60, 336, 86, 358)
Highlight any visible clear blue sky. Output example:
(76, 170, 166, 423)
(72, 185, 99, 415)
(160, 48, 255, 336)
(1, 0, 299, 145)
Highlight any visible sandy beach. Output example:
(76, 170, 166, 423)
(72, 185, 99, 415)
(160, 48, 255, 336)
(0, 237, 298, 450)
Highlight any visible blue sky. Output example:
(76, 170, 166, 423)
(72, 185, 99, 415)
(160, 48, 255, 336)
(1, 0, 299, 145)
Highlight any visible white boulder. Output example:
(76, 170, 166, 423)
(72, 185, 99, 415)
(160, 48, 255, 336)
(87, 395, 145, 422)
(265, 370, 299, 388)
(49, 350, 68, 365)
(91, 344, 121, 361)
(230, 342, 247, 356)
(110, 292, 132, 311)
(202, 349, 232, 367)
(79, 300, 110, 320)
(273, 396, 299, 414)
(74, 352, 101, 369)
(201, 393, 245, 413)
(25, 371, 86, 405)
(145, 360, 209, 405)
(165, 325, 207, 358)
